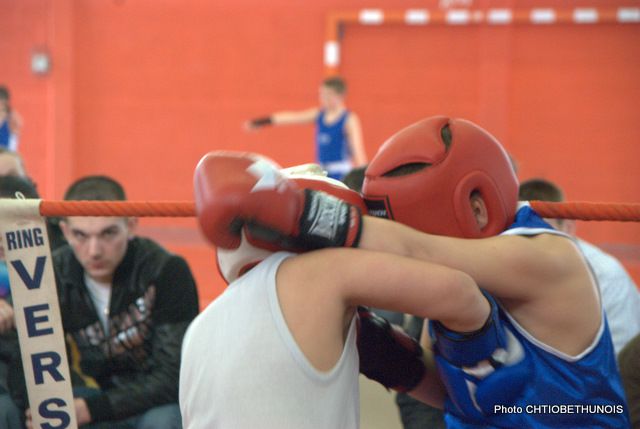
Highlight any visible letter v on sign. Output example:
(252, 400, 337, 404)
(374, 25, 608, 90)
(11, 256, 47, 290)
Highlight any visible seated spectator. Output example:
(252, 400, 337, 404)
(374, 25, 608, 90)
(13, 175, 199, 429)
(519, 178, 640, 355)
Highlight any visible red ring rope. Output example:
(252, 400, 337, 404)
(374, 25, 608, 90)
(38, 200, 640, 222)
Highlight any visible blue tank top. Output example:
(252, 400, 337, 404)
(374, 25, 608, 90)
(0, 118, 10, 149)
(315, 110, 350, 164)
(439, 204, 630, 428)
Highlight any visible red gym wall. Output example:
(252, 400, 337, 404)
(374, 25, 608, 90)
(2, 0, 639, 306)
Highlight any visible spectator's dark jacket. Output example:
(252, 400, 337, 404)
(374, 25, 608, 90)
(11, 237, 199, 422)
(0, 328, 18, 394)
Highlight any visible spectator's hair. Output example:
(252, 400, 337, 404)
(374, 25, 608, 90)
(0, 85, 9, 102)
(0, 175, 39, 199)
(322, 76, 347, 95)
(64, 175, 126, 201)
(342, 166, 367, 193)
(518, 178, 564, 202)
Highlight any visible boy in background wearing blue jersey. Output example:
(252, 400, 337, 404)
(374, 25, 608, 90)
(246, 76, 367, 180)
(0, 86, 22, 152)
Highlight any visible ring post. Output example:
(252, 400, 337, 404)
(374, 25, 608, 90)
(0, 199, 77, 429)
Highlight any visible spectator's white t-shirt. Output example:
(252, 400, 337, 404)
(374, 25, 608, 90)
(577, 239, 640, 355)
(84, 273, 111, 334)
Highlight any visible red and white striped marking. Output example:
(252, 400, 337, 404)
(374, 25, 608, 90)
(325, 7, 640, 71)
(405, 9, 430, 25)
(573, 8, 599, 24)
(359, 9, 384, 25)
(530, 8, 556, 24)
(619, 8, 640, 22)
(487, 9, 512, 25)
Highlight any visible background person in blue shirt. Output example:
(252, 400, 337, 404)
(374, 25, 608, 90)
(246, 76, 367, 180)
(0, 86, 22, 152)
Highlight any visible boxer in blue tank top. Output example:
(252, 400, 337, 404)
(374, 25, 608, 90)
(245, 77, 366, 180)
(355, 116, 631, 428)
(230, 115, 631, 426)
(430, 204, 629, 429)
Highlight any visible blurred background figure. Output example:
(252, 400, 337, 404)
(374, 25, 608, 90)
(0, 148, 26, 178)
(619, 333, 640, 429)
(0, 86, 23, 152)
(246, 76, 367, 180)
(0, 148, 65, 250)
(519, 178, 640, 355)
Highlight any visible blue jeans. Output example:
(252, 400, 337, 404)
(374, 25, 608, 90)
(75, 388, 181, 429)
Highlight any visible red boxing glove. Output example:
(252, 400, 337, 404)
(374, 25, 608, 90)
(194, 151, 363, 251)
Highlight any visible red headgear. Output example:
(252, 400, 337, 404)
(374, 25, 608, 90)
(216, 169, 366, 284)
(363, 116, 518, 238)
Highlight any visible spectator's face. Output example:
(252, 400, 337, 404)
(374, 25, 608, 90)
(0, 154, 25, 177)
(61, 217, 136, 283)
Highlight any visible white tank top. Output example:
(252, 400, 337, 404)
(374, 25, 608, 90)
(179, 252, 360, 429)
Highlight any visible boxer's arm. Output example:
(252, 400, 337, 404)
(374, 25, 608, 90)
(281, 248, 490, 340)
(246, 108, 318, 129)
(9, 110, 23, 134)
(271, 108, 318, 125)
(358, 216, 580, 301)
(278, 248, 481, 408)
(343, 250, 489, 333)
(345, 113, 367, 166)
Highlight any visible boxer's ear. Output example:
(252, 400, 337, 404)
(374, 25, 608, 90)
(470, 193, 488, 230)
(126, 217, 138, 239)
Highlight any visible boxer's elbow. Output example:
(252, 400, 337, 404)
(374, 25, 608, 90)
(437, 272, 490, 333)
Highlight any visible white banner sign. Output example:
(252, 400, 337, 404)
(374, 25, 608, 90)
(0, 199, 77, 429)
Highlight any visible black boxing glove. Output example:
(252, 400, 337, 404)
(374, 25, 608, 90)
(357, 307, 426, 392)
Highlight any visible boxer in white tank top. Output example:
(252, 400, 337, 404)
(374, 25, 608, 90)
(182, 155, 494, 428)
(180, 252, 359, 429)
